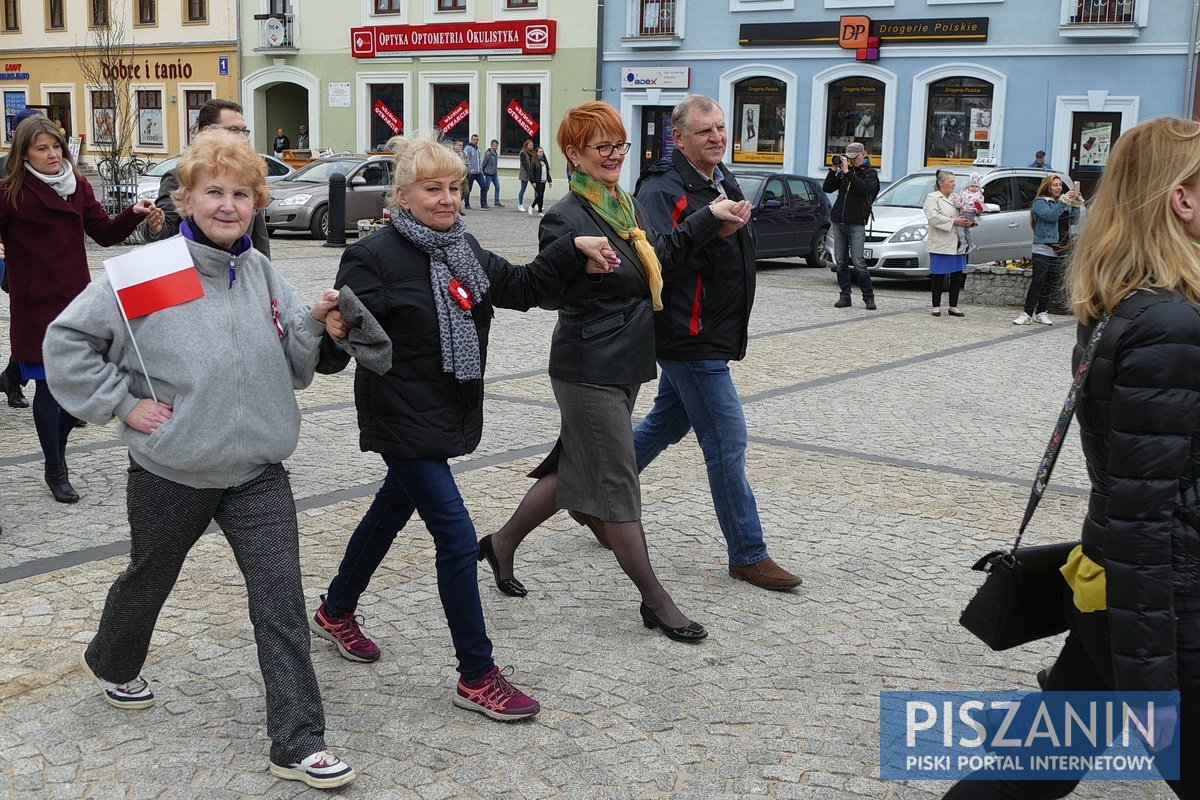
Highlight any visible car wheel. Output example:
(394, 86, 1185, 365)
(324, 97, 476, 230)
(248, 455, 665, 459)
(309, 205, 329, 239)
(808, 226, 833, 269)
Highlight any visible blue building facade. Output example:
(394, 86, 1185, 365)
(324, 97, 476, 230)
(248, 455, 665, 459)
(604, 0, 1196, 193)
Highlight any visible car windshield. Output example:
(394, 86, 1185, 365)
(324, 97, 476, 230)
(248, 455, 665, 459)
(146, 156, 179, 177)
(737, 176, 763, 200)
(285, 160, 358, 183)
(876, 171, 973, 208)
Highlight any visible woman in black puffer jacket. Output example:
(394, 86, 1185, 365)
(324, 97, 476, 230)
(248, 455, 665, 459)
(945, 117, 1200, 799)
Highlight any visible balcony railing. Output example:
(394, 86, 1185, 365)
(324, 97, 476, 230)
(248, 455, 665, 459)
(253, 13, 297, 51)
(1068, 0, 1135, 24)
(638, 0, 676, 37)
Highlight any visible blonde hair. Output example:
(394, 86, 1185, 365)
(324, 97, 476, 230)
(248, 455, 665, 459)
(1035, 173, 1064, 199)
(388, 131, 465, 206)
(1068, 117, 1200, 323)
(2, 116, 77, 209)
(171, 128, 270, 210)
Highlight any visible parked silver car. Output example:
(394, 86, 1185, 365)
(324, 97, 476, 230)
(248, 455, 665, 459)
(264, 155, 393, 238)
(834, 166, 1077, 278)
(104, 153, 294, 206)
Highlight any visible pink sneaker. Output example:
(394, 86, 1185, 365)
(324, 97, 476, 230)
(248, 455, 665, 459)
(453, 665, 541, 721)
(309, 595, 381, 663)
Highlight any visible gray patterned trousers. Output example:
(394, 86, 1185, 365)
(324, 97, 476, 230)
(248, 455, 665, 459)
(83, 461, 327, 764)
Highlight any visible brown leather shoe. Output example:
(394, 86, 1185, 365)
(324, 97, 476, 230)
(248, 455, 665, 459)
(728, 557, 802, 591)
(568, 510, 611, 549)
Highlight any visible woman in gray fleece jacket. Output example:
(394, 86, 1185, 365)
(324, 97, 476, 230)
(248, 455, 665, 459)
(42, 130, 356, 790)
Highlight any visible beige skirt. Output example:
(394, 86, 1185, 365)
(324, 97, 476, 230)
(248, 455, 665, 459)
(528, 378, 642, 522)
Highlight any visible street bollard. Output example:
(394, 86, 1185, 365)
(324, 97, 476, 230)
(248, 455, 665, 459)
(325, 172, 347, 248)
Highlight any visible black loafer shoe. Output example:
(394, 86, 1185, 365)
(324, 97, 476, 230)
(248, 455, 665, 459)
(477, 534, 527, 597)
(639, 603, 707, 643)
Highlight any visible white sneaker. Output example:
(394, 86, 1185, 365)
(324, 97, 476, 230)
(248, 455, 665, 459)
(79, 651, 155, 709)
(1034, 312, 1054, 326)
(517, 204, 526, 212)
(528, 207, 534, 216)
(1012, 312, 1032, 326)
(270, 750, 357, 789)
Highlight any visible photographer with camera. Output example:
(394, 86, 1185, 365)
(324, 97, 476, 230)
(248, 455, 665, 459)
(823, 142, 880, 310)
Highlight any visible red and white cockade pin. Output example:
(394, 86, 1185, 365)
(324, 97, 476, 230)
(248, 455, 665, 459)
(448, 278, 473, 311)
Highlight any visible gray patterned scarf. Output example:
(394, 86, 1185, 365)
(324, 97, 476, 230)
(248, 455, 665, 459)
(391, 209, 490, 381)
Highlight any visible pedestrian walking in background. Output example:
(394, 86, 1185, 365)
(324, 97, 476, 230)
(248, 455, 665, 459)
(823, 141, 880, 310)
(464, 133, 485, 208)
(43, 129, 355, 790)
(923, 170, 973, 317)
(944, 115, 1200, 800)
(1013, 174, 1083, 326)
(479, 101, 751, 642)
(517, 138, 535, 211)
(632, 94, 802, 591)
(0, 115, 161, 504)
(309, 132, 618, 721)
(482, 139, 503, 207)
(528, 146, 551, 215)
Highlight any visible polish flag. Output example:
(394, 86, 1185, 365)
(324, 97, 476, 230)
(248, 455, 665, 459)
(104, 237, 205, 320)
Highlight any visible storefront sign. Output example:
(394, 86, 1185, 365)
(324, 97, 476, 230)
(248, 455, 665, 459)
(438, 100, 470, 134)
(99, 58, 195, 80)
(621, 67, 690, 90)
(4, 92, 25, 116)
(374, 99, 402, 134)
(506, 99, 539, 137)
(740, 17, 988, 46)
(1, 63, 30, 81)
(350, 20, 556, 58)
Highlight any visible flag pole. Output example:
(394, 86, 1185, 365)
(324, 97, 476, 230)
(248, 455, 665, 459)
(112, 286, 160, 406)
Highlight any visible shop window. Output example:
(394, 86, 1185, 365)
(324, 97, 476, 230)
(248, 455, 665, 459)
(137, 90, 163, 147)
(374, 0, 403, 11)
(91, 90, 116, 145)
(3, 0, 19, 31)
(137, 0, 156, 24)
(369, 84, 405, 151)
(432, 84, 469, 144)
(498, 83, 540, 156)
(732, 76, 786, 165)
(90, 0, 109, 26)
(506, 0, 537, 6)
(186, 0, 207, 22)
(924, 77, 993, 166)
(47, 0, 64, 29)
(824, 76, 884, 169)
(185, 89, 211, 144)
(3, 90, 27, 140)
(437, 0, 466, 10)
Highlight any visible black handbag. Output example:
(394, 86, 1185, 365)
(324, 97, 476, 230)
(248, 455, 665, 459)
(960, 310, 1112, 651)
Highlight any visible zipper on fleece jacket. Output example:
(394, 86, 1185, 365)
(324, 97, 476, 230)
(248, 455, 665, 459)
(224, 258, 247, 469)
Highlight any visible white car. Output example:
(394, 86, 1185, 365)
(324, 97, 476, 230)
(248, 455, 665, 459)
(832, 166, 1079, 278)
(105, 153, 294, 206)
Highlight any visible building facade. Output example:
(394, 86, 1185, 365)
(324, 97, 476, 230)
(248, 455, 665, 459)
(239, 0, 597, 196)
(606, 0, 1196, 194)
(0, 0, 239, 162)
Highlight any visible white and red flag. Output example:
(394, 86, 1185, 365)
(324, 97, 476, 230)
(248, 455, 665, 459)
(104, 237, 204, 320)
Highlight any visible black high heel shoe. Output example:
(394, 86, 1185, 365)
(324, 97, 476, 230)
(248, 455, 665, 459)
(477, 535, 528, 597)
(44, 464, 80, 504)
(639, 603, 707, 643)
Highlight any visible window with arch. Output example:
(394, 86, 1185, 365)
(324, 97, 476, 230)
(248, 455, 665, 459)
(731, 76, 786, 164)
(924, 77, 993, 166)
(824, 76, 884, 169)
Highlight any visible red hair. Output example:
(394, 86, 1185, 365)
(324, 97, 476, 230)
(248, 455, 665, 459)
(556, 102, 627, 165)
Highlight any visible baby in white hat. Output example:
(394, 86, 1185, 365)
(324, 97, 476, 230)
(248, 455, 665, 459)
(952, 173, 986, 254)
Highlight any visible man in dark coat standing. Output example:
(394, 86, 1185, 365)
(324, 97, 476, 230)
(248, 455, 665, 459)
(632, 94, 802, 591)
(823, 141, 880, 309)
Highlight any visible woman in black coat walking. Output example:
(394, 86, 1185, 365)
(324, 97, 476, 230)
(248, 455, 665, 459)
(944, 117, 1200, 798)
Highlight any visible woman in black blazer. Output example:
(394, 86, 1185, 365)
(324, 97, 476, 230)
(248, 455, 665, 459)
(310, 132, 617, 722)
(479, 101, 749, 641)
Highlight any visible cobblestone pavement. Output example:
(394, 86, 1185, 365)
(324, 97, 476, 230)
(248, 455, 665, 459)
(0, 204, 1170, 799)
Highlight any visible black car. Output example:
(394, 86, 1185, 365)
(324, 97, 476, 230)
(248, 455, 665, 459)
(735, 170, 833, 267)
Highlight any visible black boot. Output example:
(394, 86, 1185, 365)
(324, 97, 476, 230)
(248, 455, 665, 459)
(0, 371, 28, 409)
(44, 464, 80, 504)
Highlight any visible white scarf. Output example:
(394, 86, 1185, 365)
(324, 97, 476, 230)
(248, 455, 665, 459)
(24, 161, 77, 200)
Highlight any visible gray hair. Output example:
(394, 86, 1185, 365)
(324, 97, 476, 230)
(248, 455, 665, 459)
(671, 95, 721, 136)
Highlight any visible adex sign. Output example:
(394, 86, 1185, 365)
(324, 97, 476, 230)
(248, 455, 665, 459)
(621, 67, 690, 90)
(351, 20, 556, 58)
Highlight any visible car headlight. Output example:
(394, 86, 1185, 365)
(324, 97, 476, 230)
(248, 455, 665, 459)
(891, 224, 929, 243)
(278, 194, 313, 206)
(138, 188, 158, 201)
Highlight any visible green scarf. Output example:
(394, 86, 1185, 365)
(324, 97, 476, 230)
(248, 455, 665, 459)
(570, 169, 663, 310)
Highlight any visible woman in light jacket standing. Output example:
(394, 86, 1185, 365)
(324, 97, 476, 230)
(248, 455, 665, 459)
(517, 139, 536, 211)
(1013, 173, 1084, 326)
(923, 170, 973, 317)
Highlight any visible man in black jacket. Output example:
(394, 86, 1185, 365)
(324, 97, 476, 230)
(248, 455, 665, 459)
(632, 95, 801, 591)
(822, 141, 880, 310)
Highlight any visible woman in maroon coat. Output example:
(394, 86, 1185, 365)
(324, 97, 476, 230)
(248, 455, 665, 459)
(0, 116, 163, 502)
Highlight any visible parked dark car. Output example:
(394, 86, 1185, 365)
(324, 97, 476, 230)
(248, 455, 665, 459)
(735, 169, 833, 268)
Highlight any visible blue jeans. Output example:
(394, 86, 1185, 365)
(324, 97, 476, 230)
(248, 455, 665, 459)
(832, 222, 874, 300)
(518, 179, 529, 206)
(325, 455, 494, 681)
(483, 174, 501, 204)
(633, 359, 769, 567)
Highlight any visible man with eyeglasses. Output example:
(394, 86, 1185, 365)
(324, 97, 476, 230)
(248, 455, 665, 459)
(632, 94, 802, 592)
(138, 99, 270, 256)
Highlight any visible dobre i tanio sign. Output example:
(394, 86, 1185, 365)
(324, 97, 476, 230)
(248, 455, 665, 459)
(351, 20, 555, 58)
